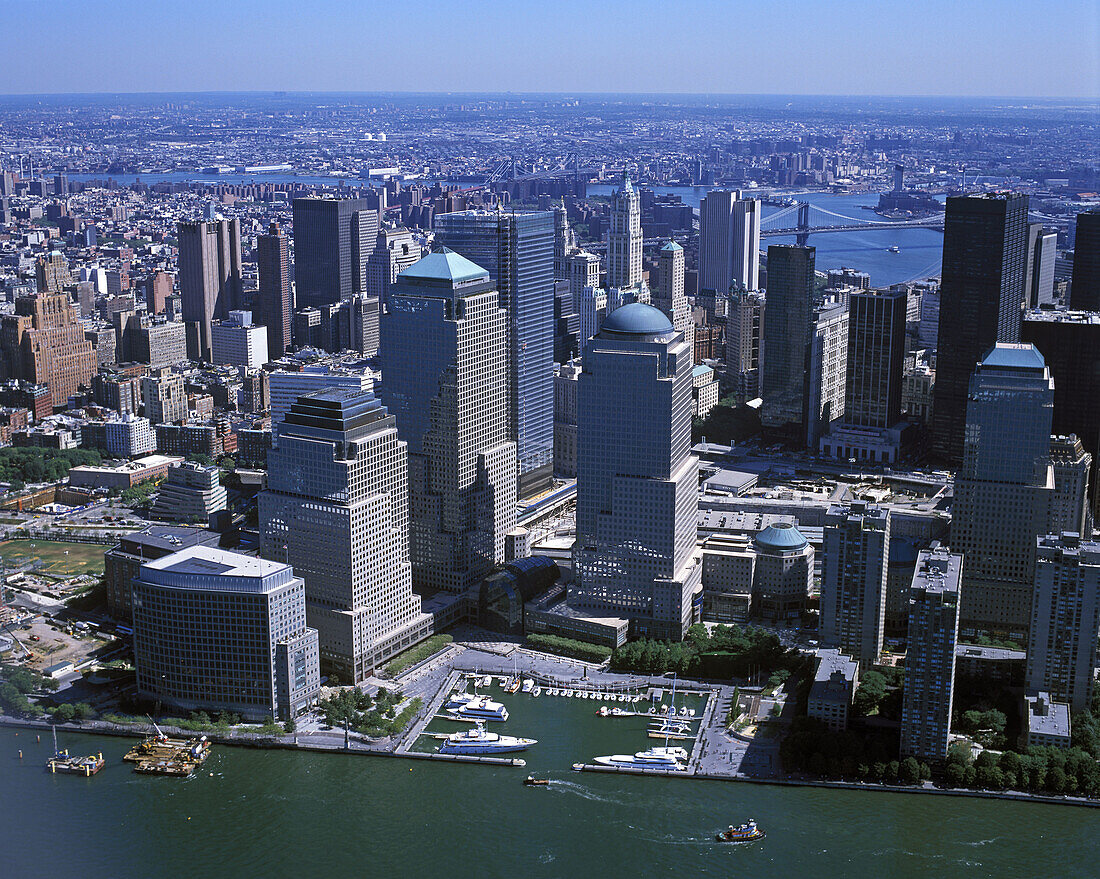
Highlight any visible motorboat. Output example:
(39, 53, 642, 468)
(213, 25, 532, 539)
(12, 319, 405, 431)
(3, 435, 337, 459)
(446, 697, 509, 722)
(888, 245, 900, 253)
(445, 690, 478, 709)
(532, 686, 542, 698)
(439, 722, 534, 755)
(521, 679, 534, 694)
(716, 819, 765, 843)
(593, 747, 688, 770)
(523, 775, 550, 786)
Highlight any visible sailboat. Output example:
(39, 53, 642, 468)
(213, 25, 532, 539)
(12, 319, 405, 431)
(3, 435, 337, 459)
(595, 675, 688, 770)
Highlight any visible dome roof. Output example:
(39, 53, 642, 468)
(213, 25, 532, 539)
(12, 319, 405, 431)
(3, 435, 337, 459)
(754, 522, 808, 552)
(599, 303, 675, 340)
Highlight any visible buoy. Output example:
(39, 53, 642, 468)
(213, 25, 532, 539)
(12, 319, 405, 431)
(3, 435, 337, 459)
(18, 750, 22, 759)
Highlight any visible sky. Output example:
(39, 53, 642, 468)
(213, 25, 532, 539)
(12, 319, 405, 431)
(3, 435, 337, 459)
(3, 0, 1098, 98)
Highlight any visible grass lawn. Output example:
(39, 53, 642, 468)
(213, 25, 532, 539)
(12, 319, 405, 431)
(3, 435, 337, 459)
(383, 634, 454, 676)
(0, 539, 106, 576)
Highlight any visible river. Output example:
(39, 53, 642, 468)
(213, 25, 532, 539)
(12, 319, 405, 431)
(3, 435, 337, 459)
(1, 700, 1093, 879)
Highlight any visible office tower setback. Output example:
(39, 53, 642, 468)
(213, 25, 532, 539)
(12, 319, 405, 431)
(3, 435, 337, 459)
(607, 173, 642, 289)
(952, 343, 1054, 637)
(822, 501, 891, 667)
(133, 546, 320, 721)
(761, 245, 815, 435)
(178, 218, 243, 362)
(900, 548, 962, 763)
(434, 210, 555, 494)
(932, 193, 1029, 463)
(378, 250, 517, 593)
(257, 222, 292, 359)
(260, 389, 430, 682)
(572, 303, 701, 640)
(805, 298, 848, 449)
(1026, 533, 1100, 711)
(1069, 210, 1100, 310)
(653, 241, 693, 360)
(845, 288, 906, 429)
(292, 197, 376, 309)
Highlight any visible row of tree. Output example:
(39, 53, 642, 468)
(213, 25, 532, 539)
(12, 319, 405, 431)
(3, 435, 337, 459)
(946, 743, 1100, 797)
(0, 447, 104, 491)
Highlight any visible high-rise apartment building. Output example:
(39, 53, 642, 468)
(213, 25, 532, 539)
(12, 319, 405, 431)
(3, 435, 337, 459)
(951, 343, 1054, 637)
(434, 210, 555, 494)
(257, 221, 292, 359)
(259, 388, 430, 683)
(761, 245, 815, 435)
(822, 501, 891, 667)
(572, 303, 701, 640)
(607, 173, 642, 289)
(805, 298, 848, 449)
(177, 218, 243, 362)
(378, 250, 517, 593)
(845, 288, 906, 429)
(292, 197, 377, 309)
(141, 369, 187, 425)
(1026, 533, 1100, 711)
(1069, 210, 1100, 310)
(723, 291, 765, 398)
(932, 193, 1029, 463)
(900, 548, 962, 763)
(653, 241, 693, 360)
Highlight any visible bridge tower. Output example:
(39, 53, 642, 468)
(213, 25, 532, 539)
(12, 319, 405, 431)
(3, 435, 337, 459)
(796, 202, 811, 247)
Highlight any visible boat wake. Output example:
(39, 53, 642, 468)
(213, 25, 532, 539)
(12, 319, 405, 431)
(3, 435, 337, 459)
(548, 779, 630, 805)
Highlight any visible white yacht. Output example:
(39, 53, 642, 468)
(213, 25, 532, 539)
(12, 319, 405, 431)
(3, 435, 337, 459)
(593, 747, 688, 770)
(438, 723, 535, 755)
(444, 690, 478, 709)
(532, 686, 542, 698)
(521, 679, 534, 694)
(446, 697, 509, 722)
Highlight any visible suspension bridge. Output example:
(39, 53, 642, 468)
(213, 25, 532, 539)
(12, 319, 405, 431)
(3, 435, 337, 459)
(759, 201, 944, 245)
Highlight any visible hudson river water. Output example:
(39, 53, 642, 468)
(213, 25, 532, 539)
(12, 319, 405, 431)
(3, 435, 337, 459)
(2, 689, 1094, 879)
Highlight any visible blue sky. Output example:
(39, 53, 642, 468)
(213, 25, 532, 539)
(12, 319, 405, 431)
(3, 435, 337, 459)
(4, 0, 1098, 97)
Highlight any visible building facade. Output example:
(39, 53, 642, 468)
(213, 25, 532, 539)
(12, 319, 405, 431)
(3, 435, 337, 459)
(177, 218, 243, 362)
(257, 221, 292, 359)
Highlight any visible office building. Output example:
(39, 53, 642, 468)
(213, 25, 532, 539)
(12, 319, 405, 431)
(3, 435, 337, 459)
(844, 288, 906, 429)
(211, 310, 269, 370)
(723, 290, 765, 398)
(379, 250, 517, 594)
(822, 502, 890, 667)
(752, 522, 814, 622)
(292, 197, 376, 309)
(133, 546, 320, 721)
(1026, 225, 1057, 308)
(1048, 435, 1092, 537)
(434, 210, 556, 494)
(952, 343, 1054, 637)
(177, 218, 243, 362)
(367, 226, 420, 304)
(82, 414, 156, 458)
(268, 364, 373, 428)
(1023, 693, 1072, 750)
(1026, 533, 1100, 711)
(35, 251, 71, 293)
(653, 241, 693, 361)
(572, 303, 701, 640)
(260, 389, 430, 682)
(151, 462, 228, 524)
(1069, 210, 1100, 310)
(553, 197, 574, 279)
(104, 524, 221, 622)
(336, 293, 380, 356)
(761, 245, 815, 435)
(142, 369, 187, 425)
(805, 298, 848, 449)
(699, 190, 760, 295)
(257, 222, 292, 359)
(900, 548, 962, 763)
(132, 318, 188, 369)
(932, 193, 1029, 463)
(145, 270, 173, 316)
(700, 534, 756, 622)
(607, 173, 643, 289)
(568, 249, 600, 303)
(553, 358, 580, 479)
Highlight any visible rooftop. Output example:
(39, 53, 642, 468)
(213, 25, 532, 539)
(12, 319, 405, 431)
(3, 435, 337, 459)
(755, 522, 809, 552)
(143, 545, 288, 582)
(981, 342, 1046, 371)
(397, 247, 488, 285)
(598, 302, 675, 341)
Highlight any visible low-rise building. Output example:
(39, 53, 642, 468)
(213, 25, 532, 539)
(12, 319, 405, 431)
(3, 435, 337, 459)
(68, 453, 182, 490)
(1023, 692, 1072, 750)
(808, 648, 859, 733)
(150, 462, 227, 524)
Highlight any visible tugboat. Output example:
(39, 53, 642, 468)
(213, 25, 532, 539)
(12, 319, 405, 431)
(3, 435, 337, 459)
(522, 775, 550, 787)
(716, 819, 765, 843)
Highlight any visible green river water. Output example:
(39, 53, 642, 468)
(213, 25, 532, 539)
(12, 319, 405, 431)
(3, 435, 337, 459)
(1, 688, 1095, 879)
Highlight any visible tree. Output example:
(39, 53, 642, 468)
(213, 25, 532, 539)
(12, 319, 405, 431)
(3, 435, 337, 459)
(852, 671, 888, 716)
(944, 763, 966, 787)
(283, 719, 296, 734)
(54, 703, 76, 722)
(899, 756, 921, 784)
(1046, 766, 1066, 793)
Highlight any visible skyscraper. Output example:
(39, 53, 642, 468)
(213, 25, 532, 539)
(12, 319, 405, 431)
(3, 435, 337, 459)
(900, 548, 962, 763)
(805, 297, 848, 449)
(723, 291, 765, 399)
(1048, 435, 1092, 538)
(292, 197, 376, 309)
(653, 241, 693, 361)
(434, 210, 556, 495)
(821, 501, 890, 667)
(699, 190, 760, 295)
(177, 218, 243, 362)
(553, 197, 575, 280)
(259, 388, 430, 683)
(572, 303, 701, 640)
(951, 343, 1054, 637)
(1069, 210, 1100, 310)
(1026, 533, 1100, 711)
(257, 222, 292, 359)
(844, 288, 906, 429)
(607, 173, 642, 289)
(932, 193, 1029, 463)
(1025, 225, 1057, 308)
(378, 250, 517, 594)
(761, 244, 815, 435)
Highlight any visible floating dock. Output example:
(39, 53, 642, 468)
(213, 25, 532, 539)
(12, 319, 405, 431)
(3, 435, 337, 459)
(46, 750, 105, 776)
(124, 734, 211, 777)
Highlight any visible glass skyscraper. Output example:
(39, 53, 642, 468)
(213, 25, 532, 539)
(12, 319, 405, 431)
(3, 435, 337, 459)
(760, 244, 816, 436)
(434, 210, 555, 495)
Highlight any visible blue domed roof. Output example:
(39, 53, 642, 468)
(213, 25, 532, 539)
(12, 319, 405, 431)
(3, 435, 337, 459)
(754, 522, 808, 552)
(599, 303, 674, 340)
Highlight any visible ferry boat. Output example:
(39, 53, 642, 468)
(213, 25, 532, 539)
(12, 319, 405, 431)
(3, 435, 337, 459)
(593, 746, 688, 770)
(438, 722, 534, 755)
(716, 819, 765, 843)
(446, 697, 509, 722)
